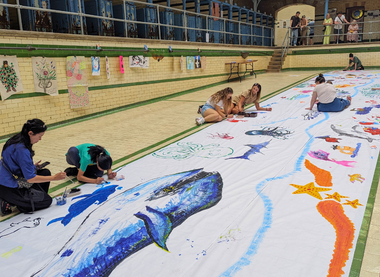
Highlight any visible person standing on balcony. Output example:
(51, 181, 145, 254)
(300, 15, 308, 46)
(323, 13, 333, 45)
(290, 11, 301, 46)
(334, 11, 349, 43)
(307, 19, 315, 45)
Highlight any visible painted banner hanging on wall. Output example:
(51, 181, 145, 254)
(106, 56, 110, 79)
(31, 57, 58, 96)
(119, 56, 124, 73)
(0, 55, 23, 101)
(195, 55, 201, 69)
(201, 56, 206, 69)
(91, 56, 100, 76)
(187, 56, 195, 70)
(129, 56, 149, 68)
(66, 56, 89, 108)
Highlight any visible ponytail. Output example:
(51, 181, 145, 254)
(88, 145, 112, 170)
(2, 118, 47, 157)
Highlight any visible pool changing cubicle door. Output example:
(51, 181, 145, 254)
(19, 0, 52, 32)
(113, 1, 138, 37)
(51, 0, 86, 34)
(0, 0, 10, 29)
(85, 0, 114, 36)
(136, 3, 158, 39)
(160, 9, 174, 40)
(240, 7, 251, 45)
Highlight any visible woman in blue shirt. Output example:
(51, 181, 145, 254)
(0, 119, 66, 215)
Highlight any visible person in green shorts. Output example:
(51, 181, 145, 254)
(344, 53, 364, 71)
(64, 143, 117, 184)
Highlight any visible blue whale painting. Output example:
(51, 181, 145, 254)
(33, 169, 223, 277)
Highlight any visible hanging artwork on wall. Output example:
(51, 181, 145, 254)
(187, 56, 195, 70)
(119, 56, 124, 73)
(129, 56, 149, 68)
(180, 55, 184, 71)
(195, 55, 201, 69)
(201, 56, 206, 69)
(105, 56, 110, 79)
(0, 55, 23, 101)
(31, 57, 58, 96)
(66, 56, 89, 109)
(91, 56, 100, 76)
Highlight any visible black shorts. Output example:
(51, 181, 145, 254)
(309, 33, 314, 39)
(334, 29, 343, 35)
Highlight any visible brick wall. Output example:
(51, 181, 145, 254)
(0, 30, 272, 137)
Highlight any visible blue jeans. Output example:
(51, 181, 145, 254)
(201, 104, 215, 117)
(317, 98, 350, 112)
(291, 29, 298, 46)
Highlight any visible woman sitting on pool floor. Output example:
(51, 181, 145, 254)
(195, 87, 234, 125)
(306, 74, 351, 112)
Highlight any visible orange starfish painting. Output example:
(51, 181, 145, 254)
(325, 192, 349, 202)
(290, 182, 331, 200)
(343, 199, 363, 208)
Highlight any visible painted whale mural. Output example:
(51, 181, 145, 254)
(33, 169, 223, 277)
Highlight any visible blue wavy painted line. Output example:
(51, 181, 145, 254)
(220, 112, 330, 276)
(352, 79, 374, 97)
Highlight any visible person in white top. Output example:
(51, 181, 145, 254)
(306, 74, 351, 112)
(334, 11, 349, 43)
(196, 87, 234, 125)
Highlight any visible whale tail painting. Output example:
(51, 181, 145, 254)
(33, 169, 223, 277)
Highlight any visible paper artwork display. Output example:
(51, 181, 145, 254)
(129, 56, 149, 68)
(2, 71, 380, 277)
(31, 57, 58, 96)
(201, 56, 206, 69)
(180, 55, 184, 71)
(0, 55, 23, 101)
(194, 55, 201, 69)
(105, 56, 110, 79)
(91, 56, 100, 76)
(66, 56, 89, 109)
(119, 56, 124, 73)
(187, 56, 195, 70)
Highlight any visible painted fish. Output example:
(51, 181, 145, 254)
(315, 136, 341, 143)
(226, 141, 270, 161)
(245, 127, 293, 139)
(331, 124, 375, 142)
(364, 127, 380, 135)
(308, 150, 356, 167)
(33, 169, 223, 277)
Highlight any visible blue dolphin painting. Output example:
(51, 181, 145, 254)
(33, 169, 223, 277)
(226, 141, 270, 161)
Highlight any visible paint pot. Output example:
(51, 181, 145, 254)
(56, 195, 67, 206)
(115, 175, 125, 181)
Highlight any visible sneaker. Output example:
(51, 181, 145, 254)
(64, 167, 79, 177)
(195, 117, 205, 126)
(0, 198, 12, 216)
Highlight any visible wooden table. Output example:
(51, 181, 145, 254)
(225, 59, 258, 82)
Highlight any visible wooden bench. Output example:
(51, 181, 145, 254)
(225, 59, 258, 82)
